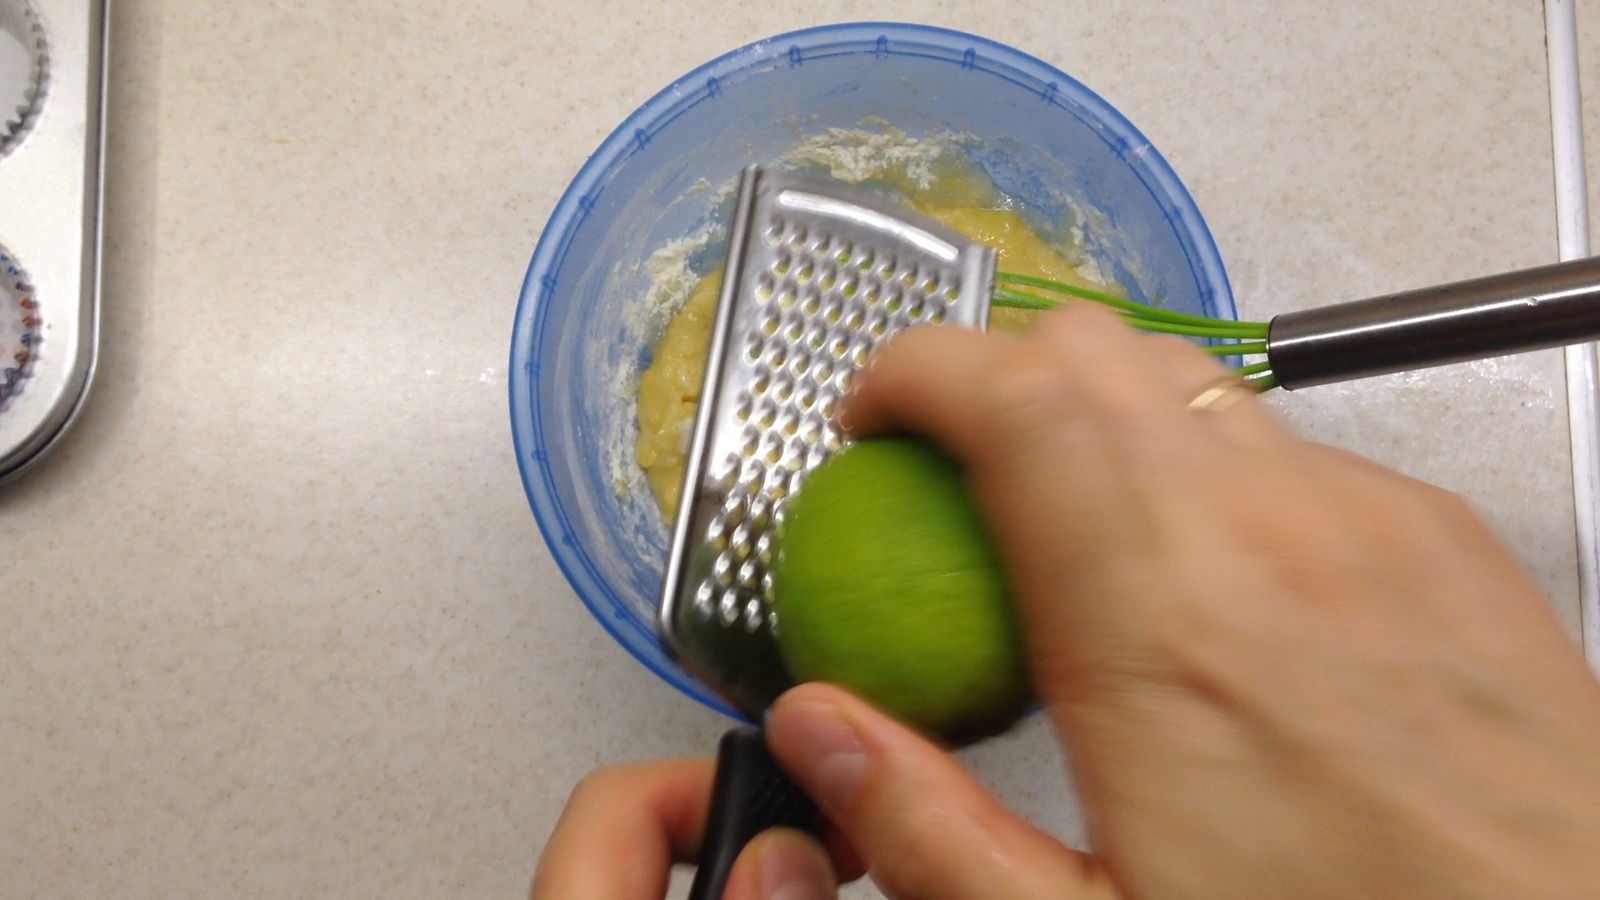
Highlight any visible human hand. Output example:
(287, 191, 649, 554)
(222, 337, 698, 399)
(802, 303, 1600, 899)
(530, 757, 845, 900)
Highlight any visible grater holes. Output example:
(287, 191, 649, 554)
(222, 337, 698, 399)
(908, 298, 926, 321)
(804, 326, 826, 353)
(930, 307, 947, 324)
(795, 262, 814, 285)
(827, 335, 849, 360)
(764, 341, 788, 370)
(898, 268, 918, 289)
(731, 521, 755, 560)
(810, 358, 833, 386)
(772, 377, 793, 404)
(795, 386, 816, 412)
(751, 373, 771, 396)
(843, 307, 865, 331)
(705, 514, 729, 550)
(710, 459, 740, 494)
(798, 417, 822, 445)
(838, 278, 858, 301)
(920, 276, 940, 296)
(862, 284, 881, 308)
(694, 581, 716, 618)
(875, 253, 897, 279)
(755, 532, 773, 566)
(764, 221, 785, 246)
(760, 436, 783, 467)
(740, 456, 766, 486)
(884, 292, 902, 314)
(749, 497, 772, 529)
(788, 350, 812, 379)
(801, 292, 821, 317)
(742, 599, 765, 633)
(734, 394, 753, 424)
(755, 274, 776, 304)
(822, 300, 843, 325)
(849, 337, 873, 366)
(824, 431, 844, 453)
(719, 590, 741, 626)
(785, 433, 810, 463)
(818, 271, 836, 293)
(942, 279, 961, 301)
(806, 441, 831, 470)
(782, 318, 803, 343)
(723, 487, 748, 523)
(755, 399, 778, 430)
(712, 552, 735, 587)
(775, 285, 797, 310)
(867, 314, 889, 340)
(762, 571, 777, 604)
(773, 255, 791, 277)
(818, 395, 837, 420)
(787, 225, 807, 249)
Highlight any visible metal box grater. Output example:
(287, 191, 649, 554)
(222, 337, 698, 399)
(659, 166, 997, 715)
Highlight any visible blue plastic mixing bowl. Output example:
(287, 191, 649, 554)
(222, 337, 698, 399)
(510, 22, 1234, 719)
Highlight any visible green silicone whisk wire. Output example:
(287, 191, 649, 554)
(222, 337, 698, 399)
(991, 271, 1278, 390)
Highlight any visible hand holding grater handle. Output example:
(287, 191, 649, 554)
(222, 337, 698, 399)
(686, 727, 822, 900)
(1266, 255, 1600, 390)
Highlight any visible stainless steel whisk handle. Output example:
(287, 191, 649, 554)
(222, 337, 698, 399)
(1266, 255, 1600, 390)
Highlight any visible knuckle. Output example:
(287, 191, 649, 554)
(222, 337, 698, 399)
(565, 765, 629, 807)
(1041, 299, 1124, 334)
(1420, 485, 1483, 531)
(983, 345, 1079, 439)
(863, 806, 974, 899)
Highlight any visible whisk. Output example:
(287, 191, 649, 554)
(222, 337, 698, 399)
(991, 271, 1277, 384)
(989, 256, 1600, 392)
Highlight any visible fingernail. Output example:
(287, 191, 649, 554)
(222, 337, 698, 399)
(760, 837, 835, 900)
(773, 698, 869, 812)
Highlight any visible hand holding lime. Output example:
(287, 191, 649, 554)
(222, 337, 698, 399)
(771, 437, 1031, 743)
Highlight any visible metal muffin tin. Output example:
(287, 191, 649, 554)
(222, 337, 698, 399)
(0, 0, 107, 484)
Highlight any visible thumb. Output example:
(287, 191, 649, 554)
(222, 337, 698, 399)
(766, 684, 1120, 900)
(721, 827, 838, 900)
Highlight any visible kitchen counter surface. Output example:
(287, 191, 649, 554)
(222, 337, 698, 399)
(2, 1, 1593, 896)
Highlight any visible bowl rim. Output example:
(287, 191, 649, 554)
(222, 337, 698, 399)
(510, 20, 1236, 720)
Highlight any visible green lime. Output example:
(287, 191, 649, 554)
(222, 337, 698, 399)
(771, 437, 1031, 743)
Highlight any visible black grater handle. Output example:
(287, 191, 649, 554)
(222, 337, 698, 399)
(686, 726, 823, 900)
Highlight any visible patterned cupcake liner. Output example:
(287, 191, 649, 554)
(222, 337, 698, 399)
(0, 245, 39, 405)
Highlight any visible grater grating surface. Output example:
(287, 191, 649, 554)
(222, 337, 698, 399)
(660, 167, 997, 715)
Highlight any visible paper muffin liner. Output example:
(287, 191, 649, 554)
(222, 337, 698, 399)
(0, 0, 47, 157)
(0, 244, 39, 405)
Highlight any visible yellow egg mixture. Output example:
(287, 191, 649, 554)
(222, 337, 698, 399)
(635, 185, 1118, 520)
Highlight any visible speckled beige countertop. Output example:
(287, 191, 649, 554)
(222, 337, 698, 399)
(1, 1, 1594, 897)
